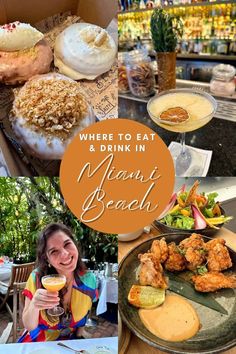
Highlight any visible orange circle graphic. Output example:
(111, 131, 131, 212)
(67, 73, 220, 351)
(60, 119, 175, 234)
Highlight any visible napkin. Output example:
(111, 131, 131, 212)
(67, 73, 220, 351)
(168, 142, 212, 177)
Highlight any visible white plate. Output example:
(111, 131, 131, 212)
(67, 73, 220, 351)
(88, 345, 117, 354)
(29, 348, 58, 354)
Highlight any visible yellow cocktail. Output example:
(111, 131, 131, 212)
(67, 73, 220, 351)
(42, 274, 66, 316)
(147, 88, 217, 176)
(147, 90, 216, 133)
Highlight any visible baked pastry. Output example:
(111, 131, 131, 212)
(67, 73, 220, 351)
(0, 22, 53, 84)
(10, 73, 94, 159)
(54, 23, 117, 80)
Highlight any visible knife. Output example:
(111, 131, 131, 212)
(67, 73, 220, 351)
(167, 272, 228, 315)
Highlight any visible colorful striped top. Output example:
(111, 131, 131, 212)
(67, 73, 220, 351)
(18, 269, 98, 342)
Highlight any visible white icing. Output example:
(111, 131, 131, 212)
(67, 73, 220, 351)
(11, 73, 95, 160)
(54, 56, 98, 80)
(0, 22, 44, 51)
(54, 23, 117, 80)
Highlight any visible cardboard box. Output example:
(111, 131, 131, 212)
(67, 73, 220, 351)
(0, 0, 117, 27)
(0, 0, 118, 176)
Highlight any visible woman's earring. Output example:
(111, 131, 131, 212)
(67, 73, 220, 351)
(48, 262, 51, 268)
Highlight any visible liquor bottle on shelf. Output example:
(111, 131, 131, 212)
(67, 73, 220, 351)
(121, 0, 126, 11)
(217, 38, 228, 54)
(139, 0, 146, 9)
(132, 0, 140, 9)
(118, 2, 236, 56)
(153, 0, 161, 7)
(125, 0, 132, 10)
(146, 0, 154, 8)
(210, 39, 217, 55)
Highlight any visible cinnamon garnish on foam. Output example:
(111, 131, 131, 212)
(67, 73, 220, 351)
(160, 107, 189, 123)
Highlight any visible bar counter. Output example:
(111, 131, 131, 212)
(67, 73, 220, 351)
(119, 90, 236, 176)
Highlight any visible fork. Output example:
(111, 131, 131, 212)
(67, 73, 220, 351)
(57, 342, 90, 354)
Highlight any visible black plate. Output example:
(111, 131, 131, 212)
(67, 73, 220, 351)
(119, 232, 236, 354)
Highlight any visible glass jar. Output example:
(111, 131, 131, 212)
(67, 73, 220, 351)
(125, 50, 155, 97)
(118, 52, 130, 94)
(210, 64, 236, 97)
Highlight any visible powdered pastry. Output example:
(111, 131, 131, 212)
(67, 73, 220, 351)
(54, 23, 117, 80)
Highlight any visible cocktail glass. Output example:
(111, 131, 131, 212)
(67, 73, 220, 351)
(42, 274, 66, 316)
(147, 88, 217, 176)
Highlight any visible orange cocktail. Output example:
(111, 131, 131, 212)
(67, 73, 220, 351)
(42, 274, 66, 316)
(42, 275, 66, 292)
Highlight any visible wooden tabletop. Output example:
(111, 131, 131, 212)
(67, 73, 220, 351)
(119, 226, 236, 354)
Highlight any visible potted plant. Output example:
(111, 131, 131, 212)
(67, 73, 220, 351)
(150, 8, 183, 91)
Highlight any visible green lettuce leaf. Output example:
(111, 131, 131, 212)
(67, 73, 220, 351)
(162, 212, 195, 229)
(203, 207, 214, 218)
(207, 192, 218, 207)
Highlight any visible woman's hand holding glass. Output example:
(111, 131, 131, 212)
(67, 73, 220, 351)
(32, 288, 60, 311)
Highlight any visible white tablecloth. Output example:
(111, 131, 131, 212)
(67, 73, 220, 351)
(0, 264, 13, 294)
(96, 277, 118, 316)
(0, 337, 118, 354)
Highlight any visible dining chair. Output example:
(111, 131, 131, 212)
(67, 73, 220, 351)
(0, 262, 35, 341)
(0, 322, 13, 344)
(12, 282, 26, 342)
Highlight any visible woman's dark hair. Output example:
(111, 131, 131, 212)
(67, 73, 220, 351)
(36, 223, 87, 283)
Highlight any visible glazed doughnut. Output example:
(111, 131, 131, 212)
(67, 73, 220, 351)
(54, 23, 117, 80)
(10, 73, 95, 159)
(0, 22, 53, 84)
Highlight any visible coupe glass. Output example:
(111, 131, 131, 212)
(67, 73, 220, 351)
(42, 274, 66, 316)
(147, 88, 217, 176)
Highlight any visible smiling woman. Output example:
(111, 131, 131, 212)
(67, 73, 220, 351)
(18, 223, 98, 343)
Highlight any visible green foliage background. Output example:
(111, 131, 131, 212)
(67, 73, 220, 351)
(150, 8, 183, 52)
(0, 177, 117, 263)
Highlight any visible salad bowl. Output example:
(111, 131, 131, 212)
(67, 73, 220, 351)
(154, 210, 225, 237)
(154, 181, 232, 237)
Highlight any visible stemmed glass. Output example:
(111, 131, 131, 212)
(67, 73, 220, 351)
(147, 88, 217, 176)
(42, 274, 66, 316)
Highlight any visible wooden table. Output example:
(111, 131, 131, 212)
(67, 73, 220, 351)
(119, 226, 236, 354)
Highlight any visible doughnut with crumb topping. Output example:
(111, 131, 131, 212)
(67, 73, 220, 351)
(10, 73, 95, 159)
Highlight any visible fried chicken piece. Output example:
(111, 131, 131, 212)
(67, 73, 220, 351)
(164, 242, 186, 272)
(179, 233, 205, 249)
(179, 233, 207, 271)
(150, 238, 168, 263)
(205, 239, 232, 272)
(192, 272, 236, 292)
(138, 252, 168, 289)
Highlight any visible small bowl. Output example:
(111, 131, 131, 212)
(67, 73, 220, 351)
(118, 228, 144, 242)
(154, 207, 226, 238)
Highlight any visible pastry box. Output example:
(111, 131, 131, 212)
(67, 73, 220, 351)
(0, 0, 117, 176)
